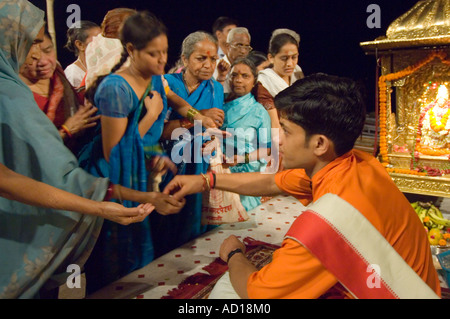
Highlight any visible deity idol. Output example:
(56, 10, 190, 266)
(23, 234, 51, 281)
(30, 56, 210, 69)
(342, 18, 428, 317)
(419, 85, 450, 151)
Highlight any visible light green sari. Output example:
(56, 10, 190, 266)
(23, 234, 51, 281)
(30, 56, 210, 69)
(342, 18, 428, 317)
(0, 0, 108, 298)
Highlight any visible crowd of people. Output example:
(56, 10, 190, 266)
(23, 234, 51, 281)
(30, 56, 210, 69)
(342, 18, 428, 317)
(0, 0, 442, 299)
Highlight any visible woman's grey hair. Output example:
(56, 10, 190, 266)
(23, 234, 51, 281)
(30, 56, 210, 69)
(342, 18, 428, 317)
(226, 27, 251, 43)
(181, 31, 217, 59)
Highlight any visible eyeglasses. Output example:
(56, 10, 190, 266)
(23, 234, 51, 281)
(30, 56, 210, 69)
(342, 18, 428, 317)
(230, 43, 253, 52)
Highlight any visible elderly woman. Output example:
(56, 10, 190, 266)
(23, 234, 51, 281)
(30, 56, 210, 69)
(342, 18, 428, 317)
(152, 31, 225, 257)
(19, 29, 99, 155)
(221, 57, 271, 211)
(64, 20, 101, 88)
(0, 0, 183, 298)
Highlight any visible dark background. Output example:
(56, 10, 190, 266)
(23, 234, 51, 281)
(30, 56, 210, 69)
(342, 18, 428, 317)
(28, 0, 419, 112)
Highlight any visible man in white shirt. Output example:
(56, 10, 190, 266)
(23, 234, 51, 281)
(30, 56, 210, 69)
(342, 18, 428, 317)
(213, 27, 252, 94)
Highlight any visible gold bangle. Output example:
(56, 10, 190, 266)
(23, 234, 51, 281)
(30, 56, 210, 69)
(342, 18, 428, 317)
(200, 173, 210, 191)
(61, 125, 72, 138)
(187, 108, 200, 123)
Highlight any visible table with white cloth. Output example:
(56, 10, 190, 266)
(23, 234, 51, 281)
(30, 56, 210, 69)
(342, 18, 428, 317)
(87, 195, 304, 299)
(87, 194, 449, 299)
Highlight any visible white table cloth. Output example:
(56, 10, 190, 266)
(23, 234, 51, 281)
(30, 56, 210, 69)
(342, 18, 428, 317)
(88, 195, 305, 299)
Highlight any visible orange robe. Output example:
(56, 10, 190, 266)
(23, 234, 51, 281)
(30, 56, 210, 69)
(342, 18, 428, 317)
(247, 149, 441, 299)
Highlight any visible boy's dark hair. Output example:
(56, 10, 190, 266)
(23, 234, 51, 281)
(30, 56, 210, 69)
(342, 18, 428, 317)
(212, 16, 238, 35)
(275, 73, 366, 156)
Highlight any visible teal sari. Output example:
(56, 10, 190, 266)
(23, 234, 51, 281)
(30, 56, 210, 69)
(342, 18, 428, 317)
(0, 0, 108, 298)
(222, 93, 272, 211)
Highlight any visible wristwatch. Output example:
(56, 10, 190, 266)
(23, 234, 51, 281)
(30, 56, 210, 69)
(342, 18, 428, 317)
(227, 248, 244, 263)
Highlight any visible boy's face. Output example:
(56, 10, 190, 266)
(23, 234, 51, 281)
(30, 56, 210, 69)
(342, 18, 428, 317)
(279, 117, 316, 173)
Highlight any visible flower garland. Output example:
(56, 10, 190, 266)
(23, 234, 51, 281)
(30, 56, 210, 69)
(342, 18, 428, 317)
(429, 107, 450, 132)
(378, 51, 450, 175)
(386, 167, 427, 176)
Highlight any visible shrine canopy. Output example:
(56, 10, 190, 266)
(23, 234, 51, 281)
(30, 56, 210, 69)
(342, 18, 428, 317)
(360, 0, 450, 52)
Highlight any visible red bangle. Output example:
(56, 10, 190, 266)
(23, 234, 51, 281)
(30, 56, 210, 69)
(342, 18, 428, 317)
(208, 171, 215, 189)
(104, 182, 114, 201)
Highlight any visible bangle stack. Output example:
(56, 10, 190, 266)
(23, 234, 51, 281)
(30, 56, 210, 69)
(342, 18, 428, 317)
(187, 107, 200, 123)
(200, 173, 210, 191)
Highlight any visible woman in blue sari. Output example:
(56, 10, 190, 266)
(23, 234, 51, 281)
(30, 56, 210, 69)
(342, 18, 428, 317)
(222, 57, 272, 211)
(152, 31, 225, 257)
(0, 1, 170, 299)
(78, 11, 198, 293)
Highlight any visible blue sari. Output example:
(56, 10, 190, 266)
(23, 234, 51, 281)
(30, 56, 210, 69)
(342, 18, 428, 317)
(0, 0, 108, 298)
(222, 93, 272, 211)
(78, 74, 168, 293)
(150, 72, 224, 258)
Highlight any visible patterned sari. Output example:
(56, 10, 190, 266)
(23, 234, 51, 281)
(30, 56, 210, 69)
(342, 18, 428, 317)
(31, 65, 90, 154)
(0, 0, 108, 298)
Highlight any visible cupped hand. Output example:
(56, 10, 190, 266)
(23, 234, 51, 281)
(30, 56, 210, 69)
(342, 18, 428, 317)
(99, 202, 154, 225)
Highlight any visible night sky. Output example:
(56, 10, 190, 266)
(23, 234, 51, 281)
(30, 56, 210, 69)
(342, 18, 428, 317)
(28, 0, 419, 112)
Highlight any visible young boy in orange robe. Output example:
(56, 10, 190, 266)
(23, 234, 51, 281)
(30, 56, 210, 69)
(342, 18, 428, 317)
(163, 73, 441, 299)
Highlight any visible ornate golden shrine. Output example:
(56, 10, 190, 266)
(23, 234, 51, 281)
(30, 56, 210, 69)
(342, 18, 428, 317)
(360, 0, 450, 197)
